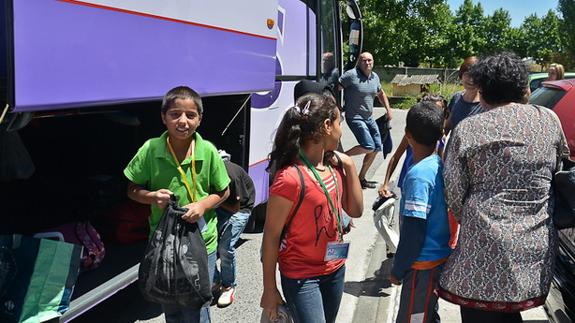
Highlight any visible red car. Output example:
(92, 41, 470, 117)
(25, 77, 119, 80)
(529, 79, 575, 160)
(529, 79, 575, 323)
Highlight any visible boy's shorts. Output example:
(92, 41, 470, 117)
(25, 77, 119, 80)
(346, 116, 383, 152)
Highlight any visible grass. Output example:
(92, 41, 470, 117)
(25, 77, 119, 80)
(383, 82, 463, 110)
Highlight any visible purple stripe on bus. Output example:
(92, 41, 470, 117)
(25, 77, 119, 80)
(13, 0, 276, 111)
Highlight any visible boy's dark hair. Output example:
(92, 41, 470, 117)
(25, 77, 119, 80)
(293, 79, 336, 102)
(161, 86, 203, 115)
(469, 52, 529, 105)
(267, 93, 339, 173)
(406, 101, 443, 147)
(419, 93, 447, 109)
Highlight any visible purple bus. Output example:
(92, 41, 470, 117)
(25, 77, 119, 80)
(0, 0, 362, 320)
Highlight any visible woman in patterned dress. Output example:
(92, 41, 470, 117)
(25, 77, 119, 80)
(438, 52, 570, 323)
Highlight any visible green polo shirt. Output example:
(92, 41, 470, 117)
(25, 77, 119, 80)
(124, 131, 230, 254)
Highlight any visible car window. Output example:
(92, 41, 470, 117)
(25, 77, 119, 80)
(529, 87, 566, 110)
(530, 79, 543, 93)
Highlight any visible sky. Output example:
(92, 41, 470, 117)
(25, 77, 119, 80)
(447, 0, 559, 27)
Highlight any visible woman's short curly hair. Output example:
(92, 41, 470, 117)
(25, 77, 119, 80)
(469, 52, 529, 105)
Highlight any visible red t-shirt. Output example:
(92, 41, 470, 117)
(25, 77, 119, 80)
(270, 165, 345, 279)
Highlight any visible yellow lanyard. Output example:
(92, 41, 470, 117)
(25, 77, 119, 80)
(166, 137, 197, 203)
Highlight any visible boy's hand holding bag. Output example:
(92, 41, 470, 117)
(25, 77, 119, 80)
(138, 195, 212, 308)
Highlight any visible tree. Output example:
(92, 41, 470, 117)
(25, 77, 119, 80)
(520, 11, 562, 66)
(448, 0, 485, 61)
(481, 9, 513, 54)
(361, 0, 405, 65)
(558, 0, 575, 68)
(360, 0, 453, 67)
(359, 0, 569, 68)
(420, 2, 454, 67)
(401, 0, 453, 66)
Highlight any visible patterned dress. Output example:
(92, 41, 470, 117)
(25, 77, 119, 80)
(439, 103, 570, 311)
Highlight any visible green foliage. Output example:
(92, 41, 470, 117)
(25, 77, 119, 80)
(381, 80, 462, 110)
(361, 0, 453, 67)
(481, 9, 513, 54)
(381, 82, 393, 96)
(427, 83, 463, 100)
(392, 96, 418, 110)
(559, 0, 575, 68)
(449, 0, 485, 59)
(360, 0, 570, 69)
(520, 11, 563, 65)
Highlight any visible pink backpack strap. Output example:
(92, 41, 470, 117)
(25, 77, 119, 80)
(75, 221, 105, 269)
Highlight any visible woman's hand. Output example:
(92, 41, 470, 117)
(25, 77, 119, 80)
(260, 287, 285, 321)
(181, 202, 207, 223)
(151, 189, 173, 209)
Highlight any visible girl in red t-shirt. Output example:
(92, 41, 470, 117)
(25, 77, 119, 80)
(260, 93, 363, 323)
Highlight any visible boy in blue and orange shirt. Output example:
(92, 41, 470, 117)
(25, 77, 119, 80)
(390, 101, 451, 323)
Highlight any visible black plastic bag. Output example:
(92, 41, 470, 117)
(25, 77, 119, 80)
(554, 158, 575, 229)
(138, 196, 212, 308)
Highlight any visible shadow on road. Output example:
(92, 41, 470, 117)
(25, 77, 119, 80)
(344, 258, 394, 298)
(73, 284, 163, 323)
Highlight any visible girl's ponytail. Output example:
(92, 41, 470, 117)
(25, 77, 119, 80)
(267, 94, 339, 175)
(267, 106, 303, 174)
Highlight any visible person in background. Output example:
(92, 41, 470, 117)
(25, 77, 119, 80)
(444, 56, 482, 136)
(338, 52, 393, 189)
(547, 63, 565, 81)
(439, 52, 570, 323)
(212, 150, 256, 308)
(260, 93, 363, 323)
(124, 86, 230, 323)
(320, 52, 340, 88)
(294, 79, 336, 104)
(389, 101, 450, 323)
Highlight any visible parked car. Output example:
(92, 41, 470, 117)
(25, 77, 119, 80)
(529, 79, 575, 323)
(529, 72, 575, 93)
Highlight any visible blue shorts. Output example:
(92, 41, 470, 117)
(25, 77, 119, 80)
(346, 116, 383, 152)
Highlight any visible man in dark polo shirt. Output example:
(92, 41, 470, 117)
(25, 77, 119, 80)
(338, 52, 392, 189)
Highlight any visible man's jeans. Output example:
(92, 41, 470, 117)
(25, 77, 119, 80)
(280, 265, 346, 323)
(214, 208, 250, 288)
(162, 251, 216, 323)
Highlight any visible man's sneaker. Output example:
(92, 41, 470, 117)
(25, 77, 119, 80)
(360, 178, 376, 189)
(217, 287, 235, 308)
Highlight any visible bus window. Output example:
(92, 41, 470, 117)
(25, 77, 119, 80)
(319, 0, 338, 87)
(307, 6, 317, 77)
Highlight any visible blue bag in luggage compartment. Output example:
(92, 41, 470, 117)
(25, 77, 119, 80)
(0, 235, 82, 323)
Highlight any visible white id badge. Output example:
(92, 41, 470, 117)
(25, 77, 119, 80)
(198, 217, 208, 233)
(324, 241, 350, 261)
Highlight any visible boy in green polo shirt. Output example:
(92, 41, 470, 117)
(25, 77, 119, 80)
(124, 86, 230, 323)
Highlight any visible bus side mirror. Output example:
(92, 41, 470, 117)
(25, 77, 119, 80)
(344, 1, 362, 71)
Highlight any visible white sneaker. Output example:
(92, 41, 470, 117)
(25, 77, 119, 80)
(217, 287, 235, 308)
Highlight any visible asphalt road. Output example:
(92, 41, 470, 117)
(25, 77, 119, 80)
(71, 108, 407, 323)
